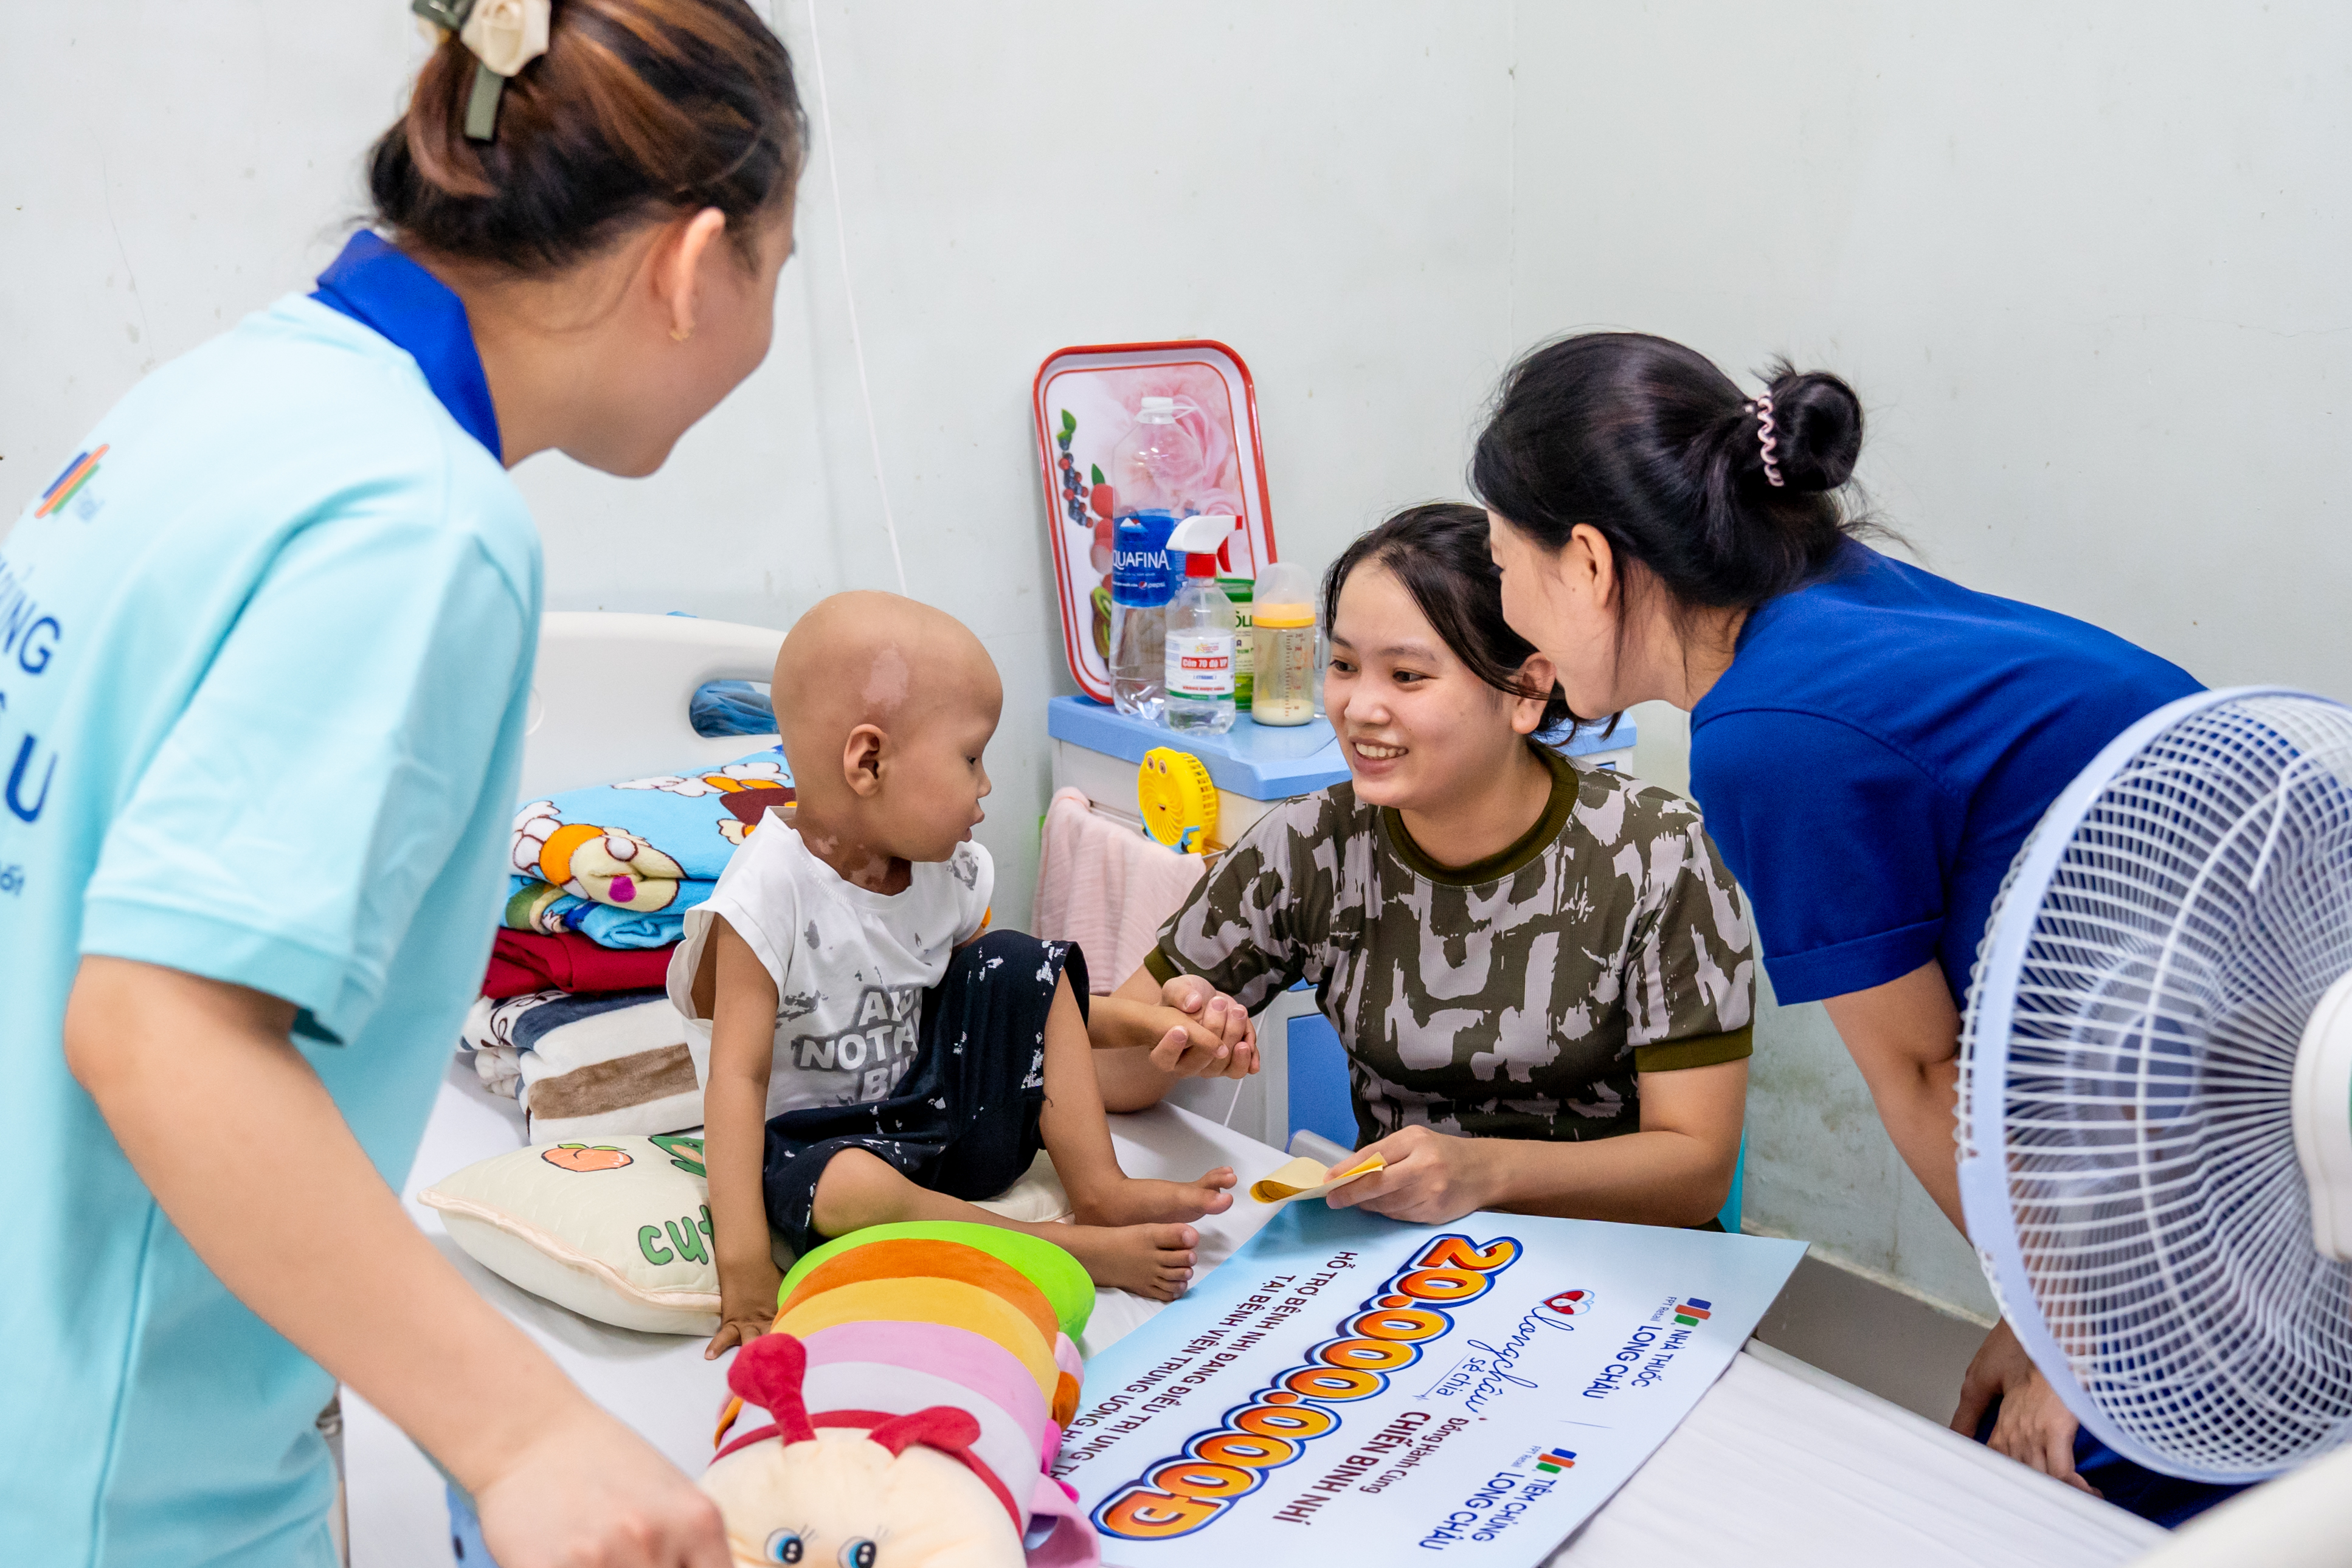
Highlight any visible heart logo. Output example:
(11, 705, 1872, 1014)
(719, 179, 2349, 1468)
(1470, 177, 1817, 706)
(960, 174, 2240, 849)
(1544, 1289, 1593, 1316)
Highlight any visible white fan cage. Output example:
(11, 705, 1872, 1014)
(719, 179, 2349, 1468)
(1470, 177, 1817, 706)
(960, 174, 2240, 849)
(1958, 688, 2352, 1481)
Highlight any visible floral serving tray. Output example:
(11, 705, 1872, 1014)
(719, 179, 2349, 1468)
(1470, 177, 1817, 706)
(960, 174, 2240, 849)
(1031, 340, 1279, 703)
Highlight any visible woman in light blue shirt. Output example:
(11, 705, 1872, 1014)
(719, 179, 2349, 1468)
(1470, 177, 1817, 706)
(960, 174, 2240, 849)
(0, 5, 803, 1564)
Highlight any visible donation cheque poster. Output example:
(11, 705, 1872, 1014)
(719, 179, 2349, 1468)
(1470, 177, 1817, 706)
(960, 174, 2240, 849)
(1057, 1204, 1805, 1568)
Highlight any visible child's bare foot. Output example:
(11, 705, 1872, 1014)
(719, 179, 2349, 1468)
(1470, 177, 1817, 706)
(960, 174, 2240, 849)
(1059, 1221, 1200, 1300)
(1069, 1167, 1237, 1227)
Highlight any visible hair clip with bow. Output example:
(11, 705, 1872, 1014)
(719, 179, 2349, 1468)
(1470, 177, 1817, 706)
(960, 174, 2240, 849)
(411, 0, 551, 142)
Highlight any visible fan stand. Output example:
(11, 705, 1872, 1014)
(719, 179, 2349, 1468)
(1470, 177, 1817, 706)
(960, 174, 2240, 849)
(2132, 1442, 2352, 1567)
(2291, 969, 2352, 1261)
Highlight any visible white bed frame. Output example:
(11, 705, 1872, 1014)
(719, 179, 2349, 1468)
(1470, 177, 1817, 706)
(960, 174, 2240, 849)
(521, 611, 787, 800)
(342, 612, 2168, 1568)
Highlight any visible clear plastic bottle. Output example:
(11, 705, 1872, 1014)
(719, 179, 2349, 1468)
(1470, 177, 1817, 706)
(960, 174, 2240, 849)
(1110, 513, 1174, 720)
(1163, 514, 1239, 734)
(1249, 559, 1318, 726)
(1107, 397, 1200, 719)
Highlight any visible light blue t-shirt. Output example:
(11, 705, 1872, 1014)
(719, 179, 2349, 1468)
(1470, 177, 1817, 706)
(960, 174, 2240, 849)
(0, 276, 541, 1562)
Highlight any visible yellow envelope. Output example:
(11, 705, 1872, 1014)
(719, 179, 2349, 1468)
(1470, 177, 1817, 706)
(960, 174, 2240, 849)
(1248, 1153, 1386, 1204)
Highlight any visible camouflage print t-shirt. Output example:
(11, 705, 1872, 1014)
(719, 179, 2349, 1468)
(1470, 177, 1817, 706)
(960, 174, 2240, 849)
(1147, 747, 1754, 1146)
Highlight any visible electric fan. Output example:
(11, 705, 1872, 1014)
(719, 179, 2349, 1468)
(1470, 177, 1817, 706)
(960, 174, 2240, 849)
(1957, 686, 2352, 1485)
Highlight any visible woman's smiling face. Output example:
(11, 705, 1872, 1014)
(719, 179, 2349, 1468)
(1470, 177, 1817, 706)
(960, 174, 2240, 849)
(1324, 562, 1545, 811)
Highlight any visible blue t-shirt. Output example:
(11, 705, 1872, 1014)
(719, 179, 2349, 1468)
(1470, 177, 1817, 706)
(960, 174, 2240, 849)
(0, 237, 540, 1566)
(1687, 543, 2200, 1008)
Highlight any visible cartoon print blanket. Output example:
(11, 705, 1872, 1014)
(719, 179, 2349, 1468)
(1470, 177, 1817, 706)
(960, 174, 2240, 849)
(505, 879, 710, 950)
(503, 745, 793, 950)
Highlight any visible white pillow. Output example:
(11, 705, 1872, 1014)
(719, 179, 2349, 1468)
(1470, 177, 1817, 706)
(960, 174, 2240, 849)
(977, 1149, 1074, 1223)
(420, 1138, 1073, 1335)
(420, 1134, 724, 1335)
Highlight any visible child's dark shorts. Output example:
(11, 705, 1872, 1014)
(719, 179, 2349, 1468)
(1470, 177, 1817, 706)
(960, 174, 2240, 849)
(760, 930, 1088, 1256)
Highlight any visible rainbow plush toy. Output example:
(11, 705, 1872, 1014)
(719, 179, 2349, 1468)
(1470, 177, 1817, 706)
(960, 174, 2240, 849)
(702, 1221, 1101, 1568)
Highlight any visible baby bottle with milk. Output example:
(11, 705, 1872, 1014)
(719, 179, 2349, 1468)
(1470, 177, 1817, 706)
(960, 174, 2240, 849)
(1248, 559, 1318, 726)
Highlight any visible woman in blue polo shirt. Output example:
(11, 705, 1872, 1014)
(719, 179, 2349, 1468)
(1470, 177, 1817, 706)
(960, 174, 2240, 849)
(1472, 332, 2236, 1526)
(0, 5, 800, 1564)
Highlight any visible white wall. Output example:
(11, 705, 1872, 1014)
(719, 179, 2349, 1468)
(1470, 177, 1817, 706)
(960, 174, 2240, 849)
(522, 0, 1521, 941)
(7, 2, 2348, 1316)
(1521, 2, 2352, 1318)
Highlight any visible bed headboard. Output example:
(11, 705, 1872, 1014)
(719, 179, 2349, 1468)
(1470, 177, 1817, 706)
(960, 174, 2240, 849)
(519, 611, 786, 800)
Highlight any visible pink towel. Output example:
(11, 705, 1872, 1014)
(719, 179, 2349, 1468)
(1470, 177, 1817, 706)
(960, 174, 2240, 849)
(1033, 787, 1208, 994)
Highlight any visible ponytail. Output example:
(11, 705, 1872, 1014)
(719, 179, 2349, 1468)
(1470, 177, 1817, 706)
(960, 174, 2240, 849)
(369, 0, 805, 274)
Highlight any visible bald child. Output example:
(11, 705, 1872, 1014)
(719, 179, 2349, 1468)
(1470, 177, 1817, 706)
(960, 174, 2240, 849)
(670, 592, 1251, 1357)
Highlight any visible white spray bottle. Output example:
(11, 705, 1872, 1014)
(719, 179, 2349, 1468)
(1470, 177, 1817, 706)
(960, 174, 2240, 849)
(1161, 514, 1239, 734)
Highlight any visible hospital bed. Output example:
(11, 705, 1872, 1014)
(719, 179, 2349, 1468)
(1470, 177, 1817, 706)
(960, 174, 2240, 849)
(342, 613, 2166, 1567)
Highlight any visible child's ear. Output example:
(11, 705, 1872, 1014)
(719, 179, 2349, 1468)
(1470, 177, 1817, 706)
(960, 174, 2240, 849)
(842, 724, 888, 798)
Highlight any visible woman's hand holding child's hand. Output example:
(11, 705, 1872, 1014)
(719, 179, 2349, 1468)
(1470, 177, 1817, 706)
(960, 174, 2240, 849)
(705, 1255, 784, 1361)
(1147, 975, 1259, 1080)
(1324, 1125, 1500, 1226)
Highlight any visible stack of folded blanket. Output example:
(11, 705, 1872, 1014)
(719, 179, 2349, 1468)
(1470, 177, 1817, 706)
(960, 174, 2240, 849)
(462, 988, 705, 1144)
(461, 746, 795, 1142)
(503, 744, 792, 948)
(482, 926, 675, 998)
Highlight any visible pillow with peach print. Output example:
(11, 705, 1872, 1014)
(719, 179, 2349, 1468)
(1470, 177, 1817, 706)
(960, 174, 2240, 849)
(418, 1136, 1075, 1336)
(420, 1133, 728, 1335)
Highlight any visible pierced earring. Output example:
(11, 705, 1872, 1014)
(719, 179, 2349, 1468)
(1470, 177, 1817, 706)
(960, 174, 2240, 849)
(670, 326, 693, 343)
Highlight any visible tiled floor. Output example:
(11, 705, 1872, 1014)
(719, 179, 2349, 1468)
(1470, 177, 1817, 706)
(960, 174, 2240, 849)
(1751, 1252, 1994, 1426)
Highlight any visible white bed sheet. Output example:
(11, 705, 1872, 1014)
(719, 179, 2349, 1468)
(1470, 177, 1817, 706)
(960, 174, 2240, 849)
(347, 1061, 2162, 1568)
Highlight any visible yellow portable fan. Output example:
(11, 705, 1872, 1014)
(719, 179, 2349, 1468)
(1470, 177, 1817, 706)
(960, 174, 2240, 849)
(1137, 748, 1217, 854)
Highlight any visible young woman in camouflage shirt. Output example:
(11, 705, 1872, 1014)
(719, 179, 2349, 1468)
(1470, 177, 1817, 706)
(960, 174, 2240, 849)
(1093, 504, 1755, 1229)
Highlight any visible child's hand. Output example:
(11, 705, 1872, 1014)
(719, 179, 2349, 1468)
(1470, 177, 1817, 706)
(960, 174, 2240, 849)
(1148, 975, 1259, 1080)
(705, 1256, 785, 1360)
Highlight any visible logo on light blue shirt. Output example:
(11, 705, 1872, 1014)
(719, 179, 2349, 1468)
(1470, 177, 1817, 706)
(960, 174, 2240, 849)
(0, 550, 61, 825)
(35, 444, 108, 521)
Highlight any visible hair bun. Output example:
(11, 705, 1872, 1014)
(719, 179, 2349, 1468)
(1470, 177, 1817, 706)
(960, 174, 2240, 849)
(1758, 362, 1863, 492)
(1472, 331, 1883, 615)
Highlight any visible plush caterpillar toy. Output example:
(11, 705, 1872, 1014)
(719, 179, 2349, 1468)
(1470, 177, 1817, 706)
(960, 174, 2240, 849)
(703, 1221, 1101, 1568)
